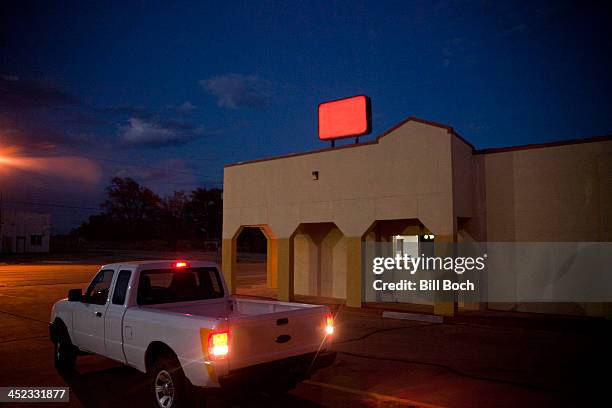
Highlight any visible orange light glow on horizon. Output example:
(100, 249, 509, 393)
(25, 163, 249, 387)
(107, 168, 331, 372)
(0, 145, 102, 183)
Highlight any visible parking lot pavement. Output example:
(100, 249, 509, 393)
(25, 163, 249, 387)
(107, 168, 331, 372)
(1, 261, 610, 407)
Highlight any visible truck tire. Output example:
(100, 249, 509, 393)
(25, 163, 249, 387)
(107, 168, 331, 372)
(149, 353, 191, 408)
(53, 325, 77, 373)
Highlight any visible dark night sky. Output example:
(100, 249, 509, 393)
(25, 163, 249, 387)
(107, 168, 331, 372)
(1, 1, 611, 232)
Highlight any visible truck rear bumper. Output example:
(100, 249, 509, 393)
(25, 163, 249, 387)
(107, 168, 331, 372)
(219, 350, 337, 390)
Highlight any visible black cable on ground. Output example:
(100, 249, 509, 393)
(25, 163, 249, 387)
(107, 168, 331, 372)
(0, 335, 48, 344)
(337, 350, 560, 393)
(334, 322, 440, 344)
(0, 308, 49, 324)
(329, 310, 562, 393)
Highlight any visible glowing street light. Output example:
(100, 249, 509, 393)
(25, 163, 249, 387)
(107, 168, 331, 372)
(0, 145, 101, 183)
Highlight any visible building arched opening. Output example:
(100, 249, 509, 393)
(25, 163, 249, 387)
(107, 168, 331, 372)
(234, 226, 277, 299)
(293, 222, 346, 305)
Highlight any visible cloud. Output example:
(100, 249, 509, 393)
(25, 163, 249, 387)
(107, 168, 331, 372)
(109, 158, 201, 196)
(439, 37, 476, 68)
(119, 118, 202, 147)
(0, 75, 104, 150)
(103, 101, 198, 120)
(0, 75, 78, 109)
(112, 158, 192, 183)
(100, 104, 153, 118)
(0, 116, 84, 151)
(499, 24, 528, 36)
(176, 101, 197, 112)
(199, 74, 272, 108)
(71, 112, 109, 127)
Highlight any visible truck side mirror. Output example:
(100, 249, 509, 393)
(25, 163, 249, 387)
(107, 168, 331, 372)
(68, 288, 82, 302)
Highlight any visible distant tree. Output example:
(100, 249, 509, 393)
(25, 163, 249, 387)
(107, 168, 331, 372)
(74, 213, 115, 241)
(75, 178, 224, 246)
(186, 188, 223, 240)
(101, 177, 161, 239)
(160, 190, 189, 249)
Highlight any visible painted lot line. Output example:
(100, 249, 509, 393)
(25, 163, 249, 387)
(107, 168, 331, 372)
(304, 380, 446, 408)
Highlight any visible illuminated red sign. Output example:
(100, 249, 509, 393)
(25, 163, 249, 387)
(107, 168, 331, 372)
(318, 95, 372, 140)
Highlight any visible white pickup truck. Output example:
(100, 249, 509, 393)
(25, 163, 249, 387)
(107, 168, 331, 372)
(49, 260, 336, 407)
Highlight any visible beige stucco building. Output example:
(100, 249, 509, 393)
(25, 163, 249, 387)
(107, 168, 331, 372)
(222, 117, 612, 316)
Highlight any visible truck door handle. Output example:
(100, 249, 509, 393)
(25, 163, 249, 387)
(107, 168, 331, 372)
(95, 312, 102, 317)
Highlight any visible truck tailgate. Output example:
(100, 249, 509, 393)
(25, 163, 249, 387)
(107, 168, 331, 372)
(228, 301, 329, 371)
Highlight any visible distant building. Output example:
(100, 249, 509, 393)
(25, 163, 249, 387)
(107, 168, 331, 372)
(0, 210, 51, 253)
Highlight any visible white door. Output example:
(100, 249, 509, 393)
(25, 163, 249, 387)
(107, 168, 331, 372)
(104, 269, 133, 362)
(73, 269, 115, 354)
(391, 235, 431, 304)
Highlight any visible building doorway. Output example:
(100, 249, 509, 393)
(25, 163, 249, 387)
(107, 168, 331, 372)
(2, 237, 13, 253)
(363, 219, 435, 311)
(16, 236, 26, 253)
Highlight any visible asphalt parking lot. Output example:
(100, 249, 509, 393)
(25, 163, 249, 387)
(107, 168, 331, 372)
(0, 258, 610, 407)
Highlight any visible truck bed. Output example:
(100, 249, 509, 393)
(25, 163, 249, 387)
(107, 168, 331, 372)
(144, 297, 331, 371)
(147, 297, 324, 318)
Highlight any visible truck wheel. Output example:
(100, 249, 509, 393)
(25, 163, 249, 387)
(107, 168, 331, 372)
(53, 328, 77, 373)
(149, 354, 190, 408)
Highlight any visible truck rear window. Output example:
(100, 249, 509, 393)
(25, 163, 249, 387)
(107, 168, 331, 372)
(137, 267, 224, 305)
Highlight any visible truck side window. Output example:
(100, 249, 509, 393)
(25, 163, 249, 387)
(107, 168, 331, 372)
(84, 269, 114, 305)
(112, 270, 132, 305)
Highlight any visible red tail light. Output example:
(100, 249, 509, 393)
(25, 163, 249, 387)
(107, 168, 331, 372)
(175, 261, 188, 268)
(325, 313, 334, 335)
(208, 330, 229, 360)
